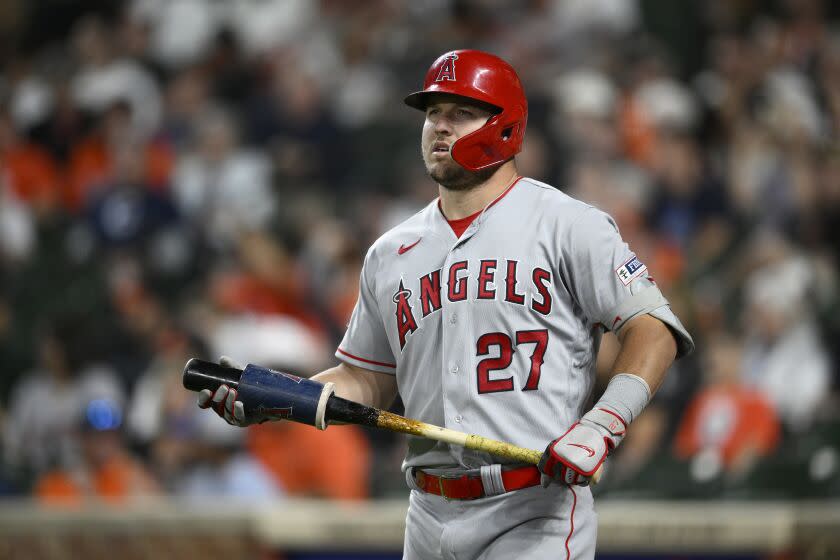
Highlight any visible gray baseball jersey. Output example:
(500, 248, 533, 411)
(337, 177, 692, 470)
(337, 177, 693, 559)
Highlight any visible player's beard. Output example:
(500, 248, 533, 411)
(425, 156, 497, 191)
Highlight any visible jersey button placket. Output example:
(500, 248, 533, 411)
(441, 246, 470, 443)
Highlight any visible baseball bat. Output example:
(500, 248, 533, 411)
(330, 396, 603, 483)
(183, 359, 603, 484)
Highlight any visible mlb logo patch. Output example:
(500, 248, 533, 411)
(615, 256, 647, 286)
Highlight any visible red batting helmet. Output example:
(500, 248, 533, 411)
(404, 49, 528, 172)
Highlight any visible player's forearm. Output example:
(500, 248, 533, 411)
(311, 362, 398, 410)
(560, 314, 676, 457)
(611, 314, 678, 395)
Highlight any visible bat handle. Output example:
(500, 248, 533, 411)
(591, 464, 604, 484)
(182, 358, 243, 393)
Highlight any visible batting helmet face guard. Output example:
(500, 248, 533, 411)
(405, 49, 528, 172)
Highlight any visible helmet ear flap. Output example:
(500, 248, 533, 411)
(451, 113, 523, 171)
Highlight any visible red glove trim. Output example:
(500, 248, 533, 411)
(552, 446, 608, 478)
(540, 422, 609, 480)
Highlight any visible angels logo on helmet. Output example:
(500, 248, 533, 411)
(435, 53, 458, 82)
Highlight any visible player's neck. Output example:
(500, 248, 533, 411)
(438, 162, 519, 220)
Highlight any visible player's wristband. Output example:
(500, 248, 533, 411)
(593, 373, 651, 425)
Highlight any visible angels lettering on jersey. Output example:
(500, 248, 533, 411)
(393, 259, 552, 349)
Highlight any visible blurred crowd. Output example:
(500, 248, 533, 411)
(0, 0, 838, 505)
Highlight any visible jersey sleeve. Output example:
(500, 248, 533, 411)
(560, 207, 694, 358)
(335, 247, 397, 374)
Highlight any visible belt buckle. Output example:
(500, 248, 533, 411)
(437, 472, 462, 501)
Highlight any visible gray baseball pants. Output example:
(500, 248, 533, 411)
(403, 473, 596, 560)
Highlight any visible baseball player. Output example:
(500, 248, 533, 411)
(199, 49, 693, 559)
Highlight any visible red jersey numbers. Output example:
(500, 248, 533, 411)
(476, 330, 548, 394)
(516, 330, 547, 390)
(476, 332, 514, 393)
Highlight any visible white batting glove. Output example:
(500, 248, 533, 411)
(538, 407, 627, 486)
(196, 356, 259, 427)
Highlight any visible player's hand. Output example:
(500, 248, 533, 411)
(196, 356, 260, 427)
(538, 407, 626, 486)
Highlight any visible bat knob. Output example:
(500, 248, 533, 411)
(182, 358, 242, 393)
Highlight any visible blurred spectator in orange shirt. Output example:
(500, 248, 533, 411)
(210, 231, 323, 330)
(674, 334, 780, 474)
(247, 421, 371, 501)
(0, 109, 61, 211)
(35, 399, 159, 505)
(66, 101, 173, 212)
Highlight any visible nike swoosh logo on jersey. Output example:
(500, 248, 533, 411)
(398, 238, 422, 255)
(567, 443, 595, 457)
